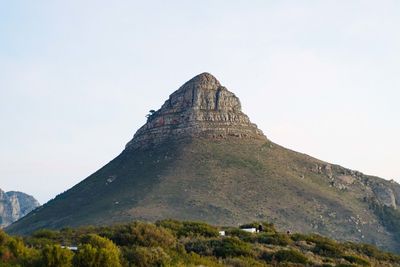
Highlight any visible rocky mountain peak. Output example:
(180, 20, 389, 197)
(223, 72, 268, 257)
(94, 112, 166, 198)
(126, 73, 265, 150)
(181, 72, 221, 91)
(0, 188, 40, 228)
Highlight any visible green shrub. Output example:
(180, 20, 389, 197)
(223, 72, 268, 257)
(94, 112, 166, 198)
(180, 252, 224, 267)
(271, 249, 308, 264)
(74, 234, 121, 267)
(26, 236, 55, 249)
(185, 237, 252, 258)
(349, 243, 400, 262)
(0, 230, 8, 246)
(32, 229, 61, 241)
(313, 241, 343, 258)
(155, 219, 182, 234)
(6, 237, 26, 259)
(156, 219, 219, 238)
(290, 233, 308, 242)
(0, 233, 40, 266)
(184, 239, 214, 256)
(123, 246, 170, 267)
(308, 234, 343, 258)
(223, 256, 267, 267)
(257, 233, 292, 246)
(343, 254, 370, 266)
(179, 221, 220, 238)
(40, 244, 73, 267)
(73, 244, 97, 267)
(225, 228, 255, 242)
(108, 222, 175, 248)
(212, 237, 253, 258)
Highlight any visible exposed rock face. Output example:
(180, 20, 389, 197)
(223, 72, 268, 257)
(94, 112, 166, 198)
(0, 188, 40, 228)
(126, 73, 265, 150)
(372, 183, 397, 209)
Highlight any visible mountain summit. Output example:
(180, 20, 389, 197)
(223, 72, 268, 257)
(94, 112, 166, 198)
(7, 73, 400, 252)
(126, 72, 265, 150)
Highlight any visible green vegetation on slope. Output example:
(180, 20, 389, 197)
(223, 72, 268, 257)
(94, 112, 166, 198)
(2, 220, 400, 266)
(7, 138, 400, 252)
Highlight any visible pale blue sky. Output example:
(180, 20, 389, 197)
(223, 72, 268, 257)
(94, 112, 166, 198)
(1, 1, 399, 203)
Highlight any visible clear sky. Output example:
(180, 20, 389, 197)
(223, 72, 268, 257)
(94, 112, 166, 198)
(1, 1, 399, 204)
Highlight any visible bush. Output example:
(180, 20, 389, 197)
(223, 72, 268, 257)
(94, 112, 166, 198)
(0, 230, 8, 246)
(74, 234, 121, 267)
(212, 237, 253, 258)
(6, 237, 27, 259)
(185, 237, 253, 258)
(290, 233, 309, 242)
(32, 229, 61, 240)
(40, 244, 73, 267)
(157, 219, 219, 238)
(313, 242, 343, 258)
(349, 243, 400, 262)
(343, 254, 370, 266)
(223, 256, 267, 267)
(225, 228, 255, 241)
(184, 239, 214, 256)
(180, 252, 224, 267)
(73, 244, 97, 267)
(257, 233, 292, 246)
(108, 222, 175, 248)
(155, 219, 182, 234)
(0, 233, 40, 266)
(179, 221, 220, 238)
(307, 234, 343, 258)
(271, 249, 308, 264)
(123, 246, 171, 267)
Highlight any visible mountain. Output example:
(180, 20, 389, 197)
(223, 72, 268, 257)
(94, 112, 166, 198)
(6, 73, 400, 252)
(0, 188, 40, 228)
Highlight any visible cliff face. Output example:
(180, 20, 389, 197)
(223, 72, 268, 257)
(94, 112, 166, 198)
(126, 73, 265, 150)
(0, 188, 40, 228)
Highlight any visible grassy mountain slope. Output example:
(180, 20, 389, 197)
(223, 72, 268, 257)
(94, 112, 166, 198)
(7, 137, 400, 252)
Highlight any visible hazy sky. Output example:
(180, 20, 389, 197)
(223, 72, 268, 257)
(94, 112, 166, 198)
(1, 1, 399, 204)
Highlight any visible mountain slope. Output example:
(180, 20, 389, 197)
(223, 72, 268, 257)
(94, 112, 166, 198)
(7, 73, 400, 252)
(0, 188, 40, 228)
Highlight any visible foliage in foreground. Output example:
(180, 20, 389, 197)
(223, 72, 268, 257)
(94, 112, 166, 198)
(1, 219, 400, 266)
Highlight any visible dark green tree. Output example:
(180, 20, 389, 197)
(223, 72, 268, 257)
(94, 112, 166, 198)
(73, 234, 121, 267)
(40, 244, 73, 267)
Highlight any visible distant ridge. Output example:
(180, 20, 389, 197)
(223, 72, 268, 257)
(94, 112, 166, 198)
(0, 188, 40, 228)
(7, 73, 400, 253)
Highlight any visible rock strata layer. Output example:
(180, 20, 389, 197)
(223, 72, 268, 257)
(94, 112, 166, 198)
(126, 73, 265, 150)
(0, 188, 40, 228)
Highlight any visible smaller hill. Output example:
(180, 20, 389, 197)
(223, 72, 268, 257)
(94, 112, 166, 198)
(0, 188, 40, 228)
(1, 219, 400, 266)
